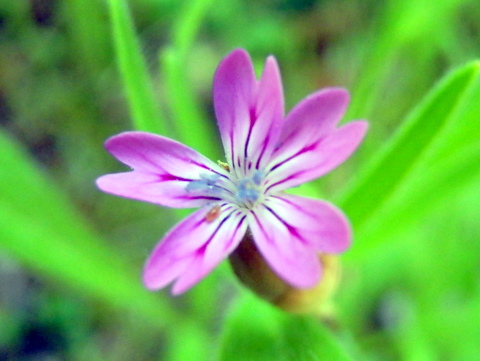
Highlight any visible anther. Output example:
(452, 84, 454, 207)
(185, 173, 221, 194)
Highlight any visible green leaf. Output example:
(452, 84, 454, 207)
(349, 141, 480, 260)
(107, 0, 167, 135)
(346, 0, 460, 120)
(426, 66, 480, 164)
(62, 0, 110, 76)
(0, 131, 177, 329)
(219, 293, 353, 361)
(160, 0, 218, 158)
(337, 61, 480, 232)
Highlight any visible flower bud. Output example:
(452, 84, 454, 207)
(229, 232, 341, 315)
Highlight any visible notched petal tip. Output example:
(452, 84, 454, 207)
(343, 119, 369, 155)
(263, 55, 280, 75)
(103, 131, 146, 153)
(216, 48, 252, 76)
(171, 276, 197, 296)
(260, 55, 284, 106)
(143, 264, 194, 295)
(326, 206, 352, 254)
(140, 207, 248, 295)
(142, 252, 193, 294)
(142, 260, 172, 291)
(221, 48, 250, 63)
(302, 87, 350, 114)
(324, 86, 350, 100)
(279, 87, 352, 142)
(351, 119, 369, 135)
(95, 174, 114, 193)
(170, 284, 186, 296)
(142, 273, 160, 291)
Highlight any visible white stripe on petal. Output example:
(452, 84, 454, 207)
(213, 49, 256, 177)
(266, 121, 368, 193)
(264, 194, 351, 253)
(97, 171, 220, 208)
(97, 131, 230, 208)
(213, 49, 284, 177)
(247, 205, 322, 289)
(171, 210, 247, 294)
(143, 204, 247, 293)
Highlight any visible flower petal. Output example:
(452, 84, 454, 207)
(266, 120, 368, 192)
(96, 131, 230, 208)
(213, 49, 284, 176)
(214, 49, 255, 173)
(246, 55, 284, 170)
(143, 204, 247, 294)
(264, 194, 351, 253)
(102, 131, 225, 176)
(171, 211, 248, 294)
(273, 88, 350, 158)
(247, 205, 322, 289)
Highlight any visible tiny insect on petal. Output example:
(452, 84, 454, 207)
(205, 205, 221, 222)
(217, 160, 230, 172)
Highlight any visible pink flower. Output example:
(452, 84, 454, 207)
(96, 49, 368, 295)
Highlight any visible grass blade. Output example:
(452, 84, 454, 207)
(107, 0, 167, 134)
(337, 61, 480, 231)
(349, 141, 480, 259)
(0, 131, 176, 329)
(160, 0, 218, 158)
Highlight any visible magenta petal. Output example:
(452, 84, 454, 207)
(245, 55, 284, 170)
(273, 88, 350, 156)
(213, 49, 284, 174)
(96, 172, 218, 208)
(214, 49, 256, 172)
(171, 211, 248, 295)
(264, 194, 351, 253)
(264, 88, 351, 189)
(96, 131, 227, 208)
(103, 131, 223, 177)
(266, 120, 368, 192)
(143, 204, 247, 294)
(247, 206, 322, 289)
(171, 208, 248, 294)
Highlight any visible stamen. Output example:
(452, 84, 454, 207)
(237, 178, 260, 203)
(252, 170, 264, 186)
(185, 173, 221, 194)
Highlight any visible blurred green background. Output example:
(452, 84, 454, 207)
(0, 0, 479, 360)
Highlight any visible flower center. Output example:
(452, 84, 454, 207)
(235, 170, 264, 209)
(185, 170, 265, 210)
